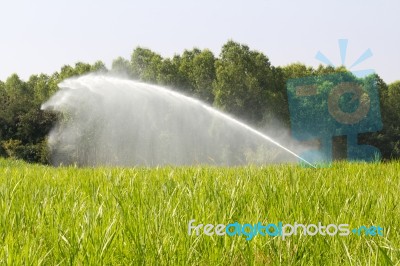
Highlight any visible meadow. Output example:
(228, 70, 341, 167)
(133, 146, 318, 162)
(0, 158, 399, 265)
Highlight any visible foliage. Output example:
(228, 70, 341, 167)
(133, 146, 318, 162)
(213, 41, 274, 123)
(0, 62, 98, 163)
(0, 40, 400, 163)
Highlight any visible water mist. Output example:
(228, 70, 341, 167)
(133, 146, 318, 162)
(41, 75, 314, 167)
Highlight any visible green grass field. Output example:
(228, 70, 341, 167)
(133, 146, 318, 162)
(0, 158, 399, 265)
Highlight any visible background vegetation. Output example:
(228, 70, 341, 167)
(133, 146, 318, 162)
(1, 40, 399, 164)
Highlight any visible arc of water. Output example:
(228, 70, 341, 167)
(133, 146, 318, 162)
(148, 80, 317, 168)
(44, 76, 317, 168)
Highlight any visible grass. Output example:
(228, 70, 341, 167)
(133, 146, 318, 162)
(0, 158, 399, 265)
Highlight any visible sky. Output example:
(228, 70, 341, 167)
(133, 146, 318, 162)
(0, 0, 399, 83)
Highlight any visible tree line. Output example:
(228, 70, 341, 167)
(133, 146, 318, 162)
(1, 40, 399, 164)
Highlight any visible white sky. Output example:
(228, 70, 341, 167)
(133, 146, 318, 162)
(0, 0, 399, 83)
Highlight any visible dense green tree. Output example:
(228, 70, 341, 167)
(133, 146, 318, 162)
(157, 58, 181, 87)
(58, 65, 77, 80)
(74, 62, 92, 75)
(0, 61, 105, 163)
(386, 81, 400, 120)
(213, 41, 274, 124)
(4, 74, 31, 101)
(112, 57, 133, 77)
(158, 49, 217, 103)
(387, 81, 400, 156)
(365, 79, 400, 159)
(263, 66, 290, 125)
(281, 63, 314, 80)
(176, 49, 201, 92)
(91, 61, 107, 73)
(58, 62, 102, 81)
(27, 74, 52, 105)
(131, 47, 163, 82)
(190, 49, 216, 103)
(0, 74, 41, 161)
(315, 64, 339, 75)
(0, 81, 7, 156)
(3, 74, 33, 134)
(0, 41, 399, 163)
